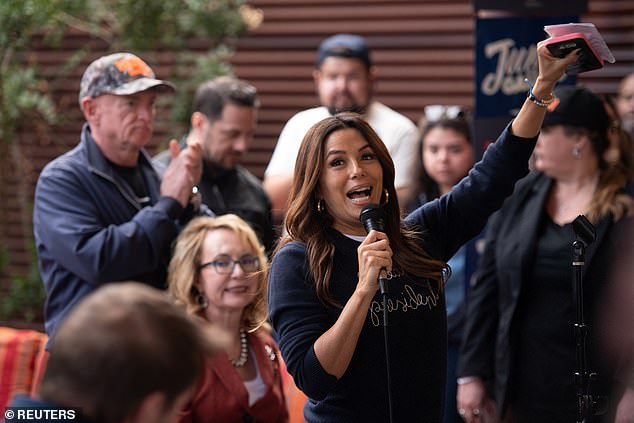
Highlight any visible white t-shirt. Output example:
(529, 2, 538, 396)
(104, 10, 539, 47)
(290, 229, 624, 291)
(265, 101, 421, 190)
(243, 349, 267, 406)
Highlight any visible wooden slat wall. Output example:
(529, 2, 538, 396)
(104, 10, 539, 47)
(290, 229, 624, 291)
(233, 0, 475, 176)
(1, 0, 632, 293)
(578, 1, 634, 92)
(233, 0, 634, 176)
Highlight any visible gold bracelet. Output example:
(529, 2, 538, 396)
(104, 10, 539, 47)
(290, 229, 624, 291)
(524, 78, 555, 108)
(527, 91, 555, 107)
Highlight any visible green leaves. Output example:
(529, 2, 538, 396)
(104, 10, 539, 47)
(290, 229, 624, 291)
(0, 0, 86, 52)
(1, 66, 57, 139)
(77, 0, 248, 50)
(0, 0, 251, 322)
(0, 242, 45, 322)
(0, 0, 251, 140)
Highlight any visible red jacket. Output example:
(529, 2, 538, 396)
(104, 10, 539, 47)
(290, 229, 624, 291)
(179, 330, 289, 423)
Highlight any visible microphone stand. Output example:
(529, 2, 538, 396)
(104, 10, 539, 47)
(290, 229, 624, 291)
(359, 204, 394, 423)
(571, 215, 606, 422)
(378, 272, 394, 423)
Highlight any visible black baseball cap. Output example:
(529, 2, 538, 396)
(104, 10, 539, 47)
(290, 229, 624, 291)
(542, 85, 609, 133)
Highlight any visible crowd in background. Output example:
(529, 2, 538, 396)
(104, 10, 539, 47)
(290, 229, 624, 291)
(6, 32, 633, 423)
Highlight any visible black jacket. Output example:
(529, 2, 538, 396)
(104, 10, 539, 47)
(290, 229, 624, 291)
(154, 141, 275, 253)
(34, 124, 183, 341)
(458, 171, 625, 419)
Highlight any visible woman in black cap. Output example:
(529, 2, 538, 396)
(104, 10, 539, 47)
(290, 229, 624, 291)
(457, 84, 634, 423)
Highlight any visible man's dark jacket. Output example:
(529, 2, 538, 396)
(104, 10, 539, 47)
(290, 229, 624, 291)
(154, 139, 275, 253)
(34, 124, 183, 340)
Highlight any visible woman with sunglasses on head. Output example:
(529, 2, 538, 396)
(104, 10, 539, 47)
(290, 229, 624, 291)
(167, 214, 289, 423)
(266, 41, 578, 422)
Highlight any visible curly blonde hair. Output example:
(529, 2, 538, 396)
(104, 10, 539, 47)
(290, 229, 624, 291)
(167, 215, 269, 331)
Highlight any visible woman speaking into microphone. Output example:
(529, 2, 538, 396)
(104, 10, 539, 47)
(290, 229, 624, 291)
(266, 40, 578, 423)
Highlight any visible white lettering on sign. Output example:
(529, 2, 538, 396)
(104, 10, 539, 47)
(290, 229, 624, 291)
(481, 38, 538, 97)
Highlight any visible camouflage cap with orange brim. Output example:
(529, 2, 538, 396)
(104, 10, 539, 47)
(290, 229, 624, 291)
(79, 52, 175, 103)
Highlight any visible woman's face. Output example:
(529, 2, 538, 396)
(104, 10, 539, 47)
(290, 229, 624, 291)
(533, 125, 583, 177)
(197, 228, 259, 314)
(422, 127, 474, 193)
(318, 127, 384, 236)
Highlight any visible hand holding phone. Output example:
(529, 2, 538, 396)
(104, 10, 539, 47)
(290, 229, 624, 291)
(545, 33, 603, 74)
(543, 23, 615, 75)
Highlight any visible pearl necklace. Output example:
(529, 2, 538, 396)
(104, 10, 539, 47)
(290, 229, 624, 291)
(231, 329, 248, 368)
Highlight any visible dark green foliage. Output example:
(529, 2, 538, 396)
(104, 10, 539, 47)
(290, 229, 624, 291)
(0, 0, 249, 321)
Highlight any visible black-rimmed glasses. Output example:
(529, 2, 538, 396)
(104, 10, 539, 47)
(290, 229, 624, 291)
(200, 254, 260, 275)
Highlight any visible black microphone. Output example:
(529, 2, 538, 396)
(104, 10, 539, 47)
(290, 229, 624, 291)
(359, 204, 389, 296)
(360, 205, 394, 420)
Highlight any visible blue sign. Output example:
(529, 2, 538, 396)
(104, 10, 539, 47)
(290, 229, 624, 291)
(475, 16, 577, 118)
(474, 0, 587, 15)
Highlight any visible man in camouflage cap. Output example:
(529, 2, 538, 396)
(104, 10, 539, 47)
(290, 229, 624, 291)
(33, 52, 204, 343)
(78, 52, 174, 100)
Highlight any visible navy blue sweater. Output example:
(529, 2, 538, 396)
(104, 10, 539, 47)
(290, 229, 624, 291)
(268, 125, 536, 422)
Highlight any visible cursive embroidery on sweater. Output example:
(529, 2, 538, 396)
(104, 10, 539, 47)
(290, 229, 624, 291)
(369, 283, 440, 327)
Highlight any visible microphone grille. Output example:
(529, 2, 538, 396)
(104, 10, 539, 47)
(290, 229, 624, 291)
(359, 203, 385, 233)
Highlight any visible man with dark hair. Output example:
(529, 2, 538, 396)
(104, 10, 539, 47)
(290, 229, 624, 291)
(33, 52, 204, 341)
(154, 76, 274, 252)
(263, 33, 421, 222)
(6, 283, 219, 423)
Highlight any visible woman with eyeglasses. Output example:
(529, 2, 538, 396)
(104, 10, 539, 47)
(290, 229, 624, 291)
(167, 214, 289, 423)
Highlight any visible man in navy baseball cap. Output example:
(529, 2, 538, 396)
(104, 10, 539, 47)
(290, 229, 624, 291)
(263, 33, 421, 221)
(315, 33, 372, 69)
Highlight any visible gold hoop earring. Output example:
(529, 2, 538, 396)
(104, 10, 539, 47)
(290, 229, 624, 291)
(380, 189, 389, 206)
(317, 199, 325, 213)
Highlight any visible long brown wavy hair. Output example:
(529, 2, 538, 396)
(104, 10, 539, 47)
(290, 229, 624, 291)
(271, 112, 446, 307)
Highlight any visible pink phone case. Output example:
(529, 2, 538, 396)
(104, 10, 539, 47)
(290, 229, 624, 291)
(545, 32, 604, 74)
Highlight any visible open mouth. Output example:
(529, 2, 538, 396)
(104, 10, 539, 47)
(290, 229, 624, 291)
(346, 186, 373, 204)
(225, 286, 249, 294)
